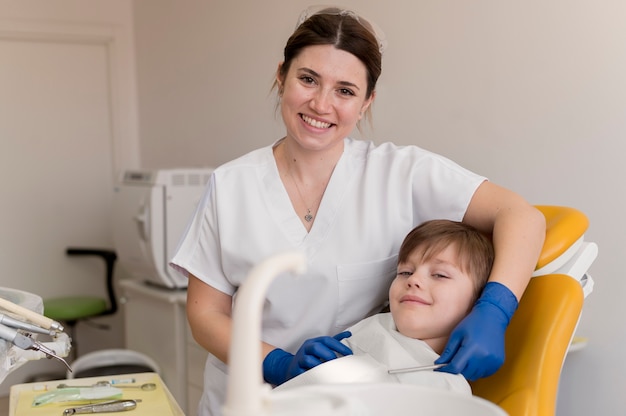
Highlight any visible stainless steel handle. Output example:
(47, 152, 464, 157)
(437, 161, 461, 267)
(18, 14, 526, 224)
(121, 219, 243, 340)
(387, 363, 447, 374)
(63, 399, 139, 415)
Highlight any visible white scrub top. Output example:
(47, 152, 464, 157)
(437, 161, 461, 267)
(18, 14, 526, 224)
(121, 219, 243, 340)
(170, 137, 485, 416)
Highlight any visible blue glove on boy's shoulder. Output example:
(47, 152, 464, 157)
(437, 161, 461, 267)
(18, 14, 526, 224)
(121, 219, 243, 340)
(263, 331, 353, 386)
(435, 281, 518, 381)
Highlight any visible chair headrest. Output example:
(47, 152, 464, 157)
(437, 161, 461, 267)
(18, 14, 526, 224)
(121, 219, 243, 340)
(535, 206, 589, 270)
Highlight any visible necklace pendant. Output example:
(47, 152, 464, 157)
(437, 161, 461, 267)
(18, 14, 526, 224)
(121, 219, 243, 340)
(304, 211, 313, 222)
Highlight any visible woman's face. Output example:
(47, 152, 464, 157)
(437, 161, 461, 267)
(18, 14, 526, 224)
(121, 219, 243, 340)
(277, 44, 374, 152)
(389, 244, 476, 353)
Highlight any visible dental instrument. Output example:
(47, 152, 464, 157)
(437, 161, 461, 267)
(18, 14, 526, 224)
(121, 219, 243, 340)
(57, 382, 156, 391)
(387, 363, 447, 374)
(109, 378, 136, 384)
(0, 322, 72, 372)
(62, 399, 141, 415)
(33, 386, 123, 406)
(0, 296, 64, 332)
(0, 313, 57, 336)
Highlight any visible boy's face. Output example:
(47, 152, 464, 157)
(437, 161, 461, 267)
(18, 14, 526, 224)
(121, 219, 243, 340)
(389, 244, 476, 354)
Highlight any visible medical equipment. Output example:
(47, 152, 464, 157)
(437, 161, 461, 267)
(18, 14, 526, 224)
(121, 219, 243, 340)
(473, 273, 583, 416)
(0, 323, 71, 372)
(33, 386, 123, 406)
(223, 251, 507, 416)
(63, 399, 140, 415)
(387, 362, 446, 374)
(1, 288, 72, 383)
(9, 372, 184, 416)
(57, 382, 157, 391)
(531, 205, 596, 295)
(0, 314, 56, 337)
(470, 205, 597, 416)
(112, 169, 213, 289)
(117, 280, 198, 413)
(0, 296, 63, 333)
(110, 169, 212, 413)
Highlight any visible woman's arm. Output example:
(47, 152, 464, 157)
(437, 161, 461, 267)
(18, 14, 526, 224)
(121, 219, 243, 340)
(435, 180, 546, 380)
(186, 274, 277, 364)
(463, 180, 546, 299)
(186, 274, 233, 363)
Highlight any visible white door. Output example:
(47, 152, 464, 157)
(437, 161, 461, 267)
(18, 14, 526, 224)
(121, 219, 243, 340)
(0, 36, 115, 297)
(0, 17, 138, 388)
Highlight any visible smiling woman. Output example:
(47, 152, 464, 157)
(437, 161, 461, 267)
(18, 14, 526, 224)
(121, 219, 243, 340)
(169, 6, 545, 416)
(274, 44, 375, 229)
(277, 45, 373, 154)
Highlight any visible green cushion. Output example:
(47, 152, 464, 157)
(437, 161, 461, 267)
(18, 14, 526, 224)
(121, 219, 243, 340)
(44, 296, 107, 322)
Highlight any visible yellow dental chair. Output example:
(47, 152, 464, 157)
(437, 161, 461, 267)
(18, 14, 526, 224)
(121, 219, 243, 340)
(470, 206, 596, 416)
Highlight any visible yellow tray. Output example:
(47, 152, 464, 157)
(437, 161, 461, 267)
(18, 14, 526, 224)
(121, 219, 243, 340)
(9, 372, 183, 416)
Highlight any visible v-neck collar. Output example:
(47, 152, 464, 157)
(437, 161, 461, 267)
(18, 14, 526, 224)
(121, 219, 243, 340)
(261, 138, 356, 249)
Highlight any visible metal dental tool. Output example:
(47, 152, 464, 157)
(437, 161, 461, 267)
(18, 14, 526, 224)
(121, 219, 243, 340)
(63, 399, 140, 415)
(57, 382, 156, 391)
(0, 323, 72, 372)
(0, 313, 56, 336)
(0, 296, 64, 332)
(387, 363, 447, 374)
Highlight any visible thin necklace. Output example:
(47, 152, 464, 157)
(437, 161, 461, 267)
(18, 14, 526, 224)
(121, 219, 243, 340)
(288, 167, 314, 222)
(283, 146, 319, 223)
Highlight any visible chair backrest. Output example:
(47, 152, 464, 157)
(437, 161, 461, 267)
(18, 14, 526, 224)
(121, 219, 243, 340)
(470, 205, 593, 416)
(533, 205, 589, 271)
(66, 248, 118, 317)
(470, 273, 584, 416)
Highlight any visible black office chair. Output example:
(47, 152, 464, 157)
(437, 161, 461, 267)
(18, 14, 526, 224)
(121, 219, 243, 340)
(43, 248, 118, 360)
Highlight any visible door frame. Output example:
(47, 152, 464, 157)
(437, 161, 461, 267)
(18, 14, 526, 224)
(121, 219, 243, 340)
(0, 18, 140, 176)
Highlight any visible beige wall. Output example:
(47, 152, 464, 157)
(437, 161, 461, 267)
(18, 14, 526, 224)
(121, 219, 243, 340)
(133, 1, 626, 415)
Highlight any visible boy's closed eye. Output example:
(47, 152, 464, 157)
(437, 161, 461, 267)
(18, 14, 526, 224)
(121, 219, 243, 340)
(432, 273, 450, 279)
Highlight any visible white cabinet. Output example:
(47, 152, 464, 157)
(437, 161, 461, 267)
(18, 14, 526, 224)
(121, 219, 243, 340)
(120, 280, 207, 415)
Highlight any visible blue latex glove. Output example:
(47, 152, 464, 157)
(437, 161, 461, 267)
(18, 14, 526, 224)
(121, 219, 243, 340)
(435, 281, 518, 381)
(263, 331, 353, 386)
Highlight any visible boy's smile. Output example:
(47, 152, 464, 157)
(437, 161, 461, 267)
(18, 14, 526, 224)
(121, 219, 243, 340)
(389, 244, 476, 354)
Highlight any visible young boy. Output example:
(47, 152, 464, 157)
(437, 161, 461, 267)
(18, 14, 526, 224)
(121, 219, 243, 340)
(276, 219, 494, 394)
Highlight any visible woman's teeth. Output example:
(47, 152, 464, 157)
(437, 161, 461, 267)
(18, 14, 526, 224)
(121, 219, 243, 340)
(301, 114, 331, 129)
